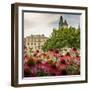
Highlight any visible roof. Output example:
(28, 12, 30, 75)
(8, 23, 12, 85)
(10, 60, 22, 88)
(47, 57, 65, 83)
(63, 20, 68, 26)
(25, 34, 48, 39)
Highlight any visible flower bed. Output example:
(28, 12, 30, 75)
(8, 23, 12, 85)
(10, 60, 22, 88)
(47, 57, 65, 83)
(24, 47, 80, 77)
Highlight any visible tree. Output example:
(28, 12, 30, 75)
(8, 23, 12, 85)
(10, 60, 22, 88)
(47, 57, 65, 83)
(42, 27, 80, 51)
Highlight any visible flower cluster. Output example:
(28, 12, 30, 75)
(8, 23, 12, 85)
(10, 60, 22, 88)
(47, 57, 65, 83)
(24, 47, 80, 77)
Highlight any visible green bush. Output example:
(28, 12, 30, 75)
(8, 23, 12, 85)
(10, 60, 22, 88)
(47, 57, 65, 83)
(42, 27, 80, 51)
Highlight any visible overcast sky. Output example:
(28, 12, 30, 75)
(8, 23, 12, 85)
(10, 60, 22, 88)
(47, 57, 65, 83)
(24, 12, 80, 37)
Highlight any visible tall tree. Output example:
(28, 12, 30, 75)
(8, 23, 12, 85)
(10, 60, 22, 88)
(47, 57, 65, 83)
(42, 27, 80, 51)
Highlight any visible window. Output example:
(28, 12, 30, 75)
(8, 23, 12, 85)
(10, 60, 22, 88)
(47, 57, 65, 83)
(27, 43, 29, 45)
(31, 43, 33, 45)
(38, 43, 40, 46)
(38, 46, 40, 49)
(34, 38, 36, 42)
(36, 39, 38, 41)
(34, 43, 36, 45)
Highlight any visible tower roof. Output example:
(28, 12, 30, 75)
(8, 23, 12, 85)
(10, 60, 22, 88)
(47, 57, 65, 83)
(63, 20, 68, 26)
(59, 16, 63, 27)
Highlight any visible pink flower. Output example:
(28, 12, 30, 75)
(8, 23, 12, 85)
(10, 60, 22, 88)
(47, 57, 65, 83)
(24, 55, 30, 63)
(76, 56, 80, 61)
(24, 47, 80, 76)
(30, 66, 38, 76)
(58, 64, 67, 70)
(53, 53, 60, 58)
(70, 47, 78, 54)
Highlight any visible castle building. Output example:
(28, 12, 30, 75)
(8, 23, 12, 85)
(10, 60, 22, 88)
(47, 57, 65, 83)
(63, 20, 68, 28)
(24, 34, 48, 51)
(59, 16, 68, 29)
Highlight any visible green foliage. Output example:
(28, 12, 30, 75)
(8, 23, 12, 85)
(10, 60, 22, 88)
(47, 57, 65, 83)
(66, 64, 80, 75)
(36, 71, 48, 76)
(42, 27, 80, 51)
(27, 59, 35, 66)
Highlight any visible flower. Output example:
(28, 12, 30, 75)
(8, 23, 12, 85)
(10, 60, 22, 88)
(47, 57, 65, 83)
(24, 64, 30, 77)
(24, 47, 80, 77)
(24, 55, 30, 63)
(58, 64, 67, 70)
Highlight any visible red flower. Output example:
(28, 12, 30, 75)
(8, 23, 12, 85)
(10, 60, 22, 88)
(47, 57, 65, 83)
(24, 46, 80, 76)
(58, 64, 67, 70)
(76, 56, 80, 61)
(72, 47, 77, 51)
(60, 59, 66, 64)
(70, 47, 78, 53)
(24, 64, 30, 77)
(60, 55, 71, 62)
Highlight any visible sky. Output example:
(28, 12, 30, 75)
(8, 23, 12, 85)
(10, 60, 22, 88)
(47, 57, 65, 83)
(24, 12, 80, 37)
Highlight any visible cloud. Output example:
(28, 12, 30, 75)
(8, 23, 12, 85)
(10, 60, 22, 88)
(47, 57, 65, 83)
(24, 12, 80, 37)
(24, 13, 60, 37)
(63, 14, 80, 28)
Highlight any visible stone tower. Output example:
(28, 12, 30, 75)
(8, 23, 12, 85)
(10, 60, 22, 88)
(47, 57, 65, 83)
(59, 16, 63, 28)
(59, 16, 68, 29)
(63, 20, 68, 28)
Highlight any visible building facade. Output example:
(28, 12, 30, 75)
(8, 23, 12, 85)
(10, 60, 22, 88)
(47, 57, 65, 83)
(24, 34, 48, 51)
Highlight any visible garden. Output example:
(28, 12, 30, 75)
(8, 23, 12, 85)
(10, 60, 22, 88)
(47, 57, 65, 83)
(24, 21, 80, 77)
(24, 47, 80, 77)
